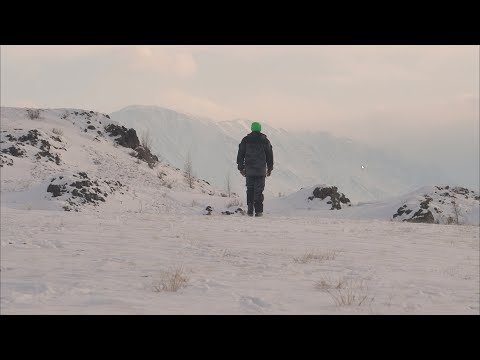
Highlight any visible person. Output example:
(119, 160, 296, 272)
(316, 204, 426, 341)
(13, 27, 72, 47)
(236, 121, 274, 217)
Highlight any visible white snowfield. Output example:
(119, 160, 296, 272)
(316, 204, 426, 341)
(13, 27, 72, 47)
(1, 107, 479, 314)
(1, 208, 478, 314)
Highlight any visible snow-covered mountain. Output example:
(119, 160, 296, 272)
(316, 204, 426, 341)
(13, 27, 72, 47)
(0, 107, 233, 214)
(110, 105, 447, 202)
(3, 106, 477, 224)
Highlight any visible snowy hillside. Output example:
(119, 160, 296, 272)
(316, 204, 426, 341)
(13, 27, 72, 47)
(268, 184, 479, 226)
(0, 107, 235, 214)
(110, 105, 449, 202)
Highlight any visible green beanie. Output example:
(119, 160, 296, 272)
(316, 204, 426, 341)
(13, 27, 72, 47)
(251, 122, 261, 132)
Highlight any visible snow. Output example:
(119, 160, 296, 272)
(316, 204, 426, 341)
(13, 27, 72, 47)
(268, 184, 480, 226)
(1, 106, 479, 314)
(1, 208, 478, 314)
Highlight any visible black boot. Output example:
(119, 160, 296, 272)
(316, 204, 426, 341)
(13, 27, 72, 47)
(247, 203, 254, 216)
(254, 200, 263, 216)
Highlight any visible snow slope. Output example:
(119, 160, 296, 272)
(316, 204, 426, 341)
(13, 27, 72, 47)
(110, 105, 451, 202)
(268, 184, 480, 225)
(0, 107, 230, 214)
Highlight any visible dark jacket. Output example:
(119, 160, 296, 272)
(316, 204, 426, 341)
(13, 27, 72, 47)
(237, 132, 274, 177)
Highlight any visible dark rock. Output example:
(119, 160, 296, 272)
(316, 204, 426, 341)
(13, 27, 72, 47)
(404, 210, 435, 224)
(18, 130, 40, 146)
(87, 121, 91, 124)
(47, 184, 63, 197)
(420, 197, 432, 209)
(134, 146, 158, 167)
(452, 187, 469, 196)
(2, 146, 25, 157)
(308, 196, 314, 201)
(70, 180, 91, 189)
(104, 124, 140, 149)
(311, 186, 351, 210)
(78, 172, 88, 179)
(88, 125, 96, 130)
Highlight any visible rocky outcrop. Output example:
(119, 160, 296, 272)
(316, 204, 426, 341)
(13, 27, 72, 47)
(392, 185, 479, 224)
(308, 186, 351, 210)
(47, 172, 126, 211)
(1, 129, 64, 165)
(2, 145, 25, 157)
(104, 124, 140, 149)
(133, 146, 159, 168)
(404, 209, 435, 224)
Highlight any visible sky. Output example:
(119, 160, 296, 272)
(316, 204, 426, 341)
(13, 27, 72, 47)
(1, 45, 479, 188)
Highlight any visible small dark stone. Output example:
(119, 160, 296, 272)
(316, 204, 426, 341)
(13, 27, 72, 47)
(47, 184, 63, 197)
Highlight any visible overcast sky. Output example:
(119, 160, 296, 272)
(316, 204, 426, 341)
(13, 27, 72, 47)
(1, 45, 479, 187)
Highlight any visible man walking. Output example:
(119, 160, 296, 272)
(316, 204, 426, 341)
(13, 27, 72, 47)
(236, 122, 274, 217)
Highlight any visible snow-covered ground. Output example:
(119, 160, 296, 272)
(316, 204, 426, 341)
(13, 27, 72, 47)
(1, 107, 479, 314)
(1, 207, 478, 314)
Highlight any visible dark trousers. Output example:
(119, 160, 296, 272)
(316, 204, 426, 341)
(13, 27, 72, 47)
(246, 176, 265, 213)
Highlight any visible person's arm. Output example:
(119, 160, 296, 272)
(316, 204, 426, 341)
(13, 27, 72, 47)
(266, 139, 273, 175)
(237, 138, 246, 172)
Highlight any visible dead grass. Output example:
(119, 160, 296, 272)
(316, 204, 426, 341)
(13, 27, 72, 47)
(226, 198, 243, 208)
(320, 278, 374, 306)
(152, 265, 189, 292)
(293, 249, 340, 264)
(52, 128, 64, 136)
